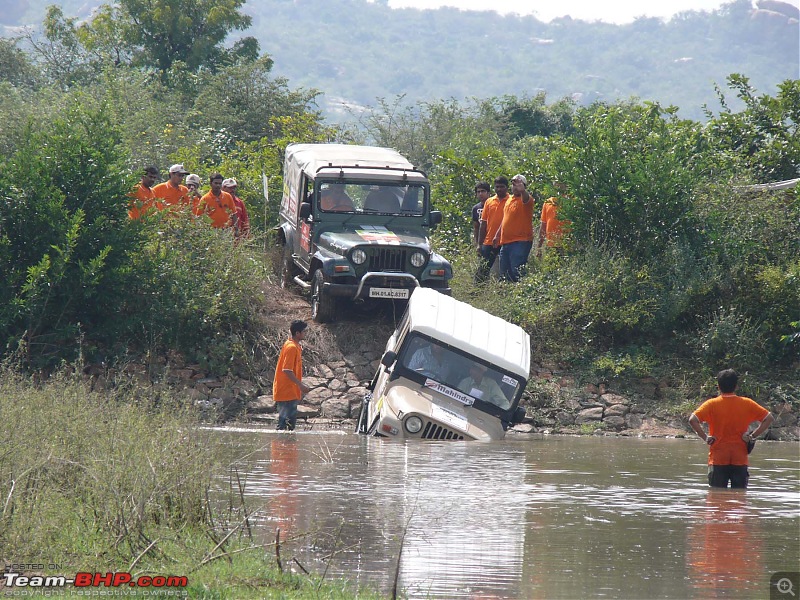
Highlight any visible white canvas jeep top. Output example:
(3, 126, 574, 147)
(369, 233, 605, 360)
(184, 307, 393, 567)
(286, 143, 422, 180)
(405, 288, 530, 379)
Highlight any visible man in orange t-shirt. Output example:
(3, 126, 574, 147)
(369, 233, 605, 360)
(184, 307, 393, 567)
(476, 176, 510, 282)
(128, 166, 160, 219)
(537, 181, 570, 257)
(223, 178, 250, 239)
(496, 174, 534, 282)
(273, 320, 311, 430)
(152, 164, 191, 212)
(195, 173, 237, 228)
(689, 368, 774, 488)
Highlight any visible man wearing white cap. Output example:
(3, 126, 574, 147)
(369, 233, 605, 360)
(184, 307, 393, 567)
(223, 178, 250, 239)
(152, 164, 191, 211)
(186, 173, 203, 209)
(497, 174, 534, 282)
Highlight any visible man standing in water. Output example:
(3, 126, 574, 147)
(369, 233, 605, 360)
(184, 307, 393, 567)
(273, 320, 311, 431)
(688, 368, 774, 488)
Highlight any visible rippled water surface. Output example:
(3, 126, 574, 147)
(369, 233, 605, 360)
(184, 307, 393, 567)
(213, 428, 800, 599)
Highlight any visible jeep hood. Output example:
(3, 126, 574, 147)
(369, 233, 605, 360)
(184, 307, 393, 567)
(317, 226, 431, 253)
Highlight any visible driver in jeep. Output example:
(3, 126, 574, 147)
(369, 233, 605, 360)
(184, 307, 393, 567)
(320, 183, 354, 212)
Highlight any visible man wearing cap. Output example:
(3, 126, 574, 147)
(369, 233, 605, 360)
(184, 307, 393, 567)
(128, 166, 160, 220)
(223, 178, 250, 239)
(186, 173, 203, 210)
(195, 173, 236, 228)
(152, 164, 191, 211)
(495, 174, 534, 282)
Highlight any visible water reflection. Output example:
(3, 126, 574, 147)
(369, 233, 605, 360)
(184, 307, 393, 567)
(686, 490, 763, 597)
(215, 429, 800, 599)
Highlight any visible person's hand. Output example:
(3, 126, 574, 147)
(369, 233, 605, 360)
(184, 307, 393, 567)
(706, 435, 716, 446)
(300, 383, 311, 395)
(741, 432, 754, 443)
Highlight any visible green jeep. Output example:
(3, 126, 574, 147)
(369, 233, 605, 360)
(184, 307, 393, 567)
(275, 143, 452, 323)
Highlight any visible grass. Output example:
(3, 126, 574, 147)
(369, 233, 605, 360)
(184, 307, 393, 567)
(0, 368, 387, 599)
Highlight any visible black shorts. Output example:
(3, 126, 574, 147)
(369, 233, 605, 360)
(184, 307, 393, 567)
(708, 465, 749, 488)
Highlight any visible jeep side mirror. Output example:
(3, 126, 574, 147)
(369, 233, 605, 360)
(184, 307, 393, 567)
(381, 351, 397, 367)
(512, 406, 526, 424)
(299, 202, 311, 220)
(429, 210, 442, 226)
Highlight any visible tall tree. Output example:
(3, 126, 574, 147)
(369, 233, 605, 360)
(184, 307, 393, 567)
(114, 0, 258, 74)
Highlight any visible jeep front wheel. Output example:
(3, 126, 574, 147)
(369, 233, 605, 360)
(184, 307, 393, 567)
(311, 270, 336, 323)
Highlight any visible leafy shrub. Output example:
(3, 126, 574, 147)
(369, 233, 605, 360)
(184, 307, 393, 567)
(0, 101, 139, 367)
(692, 307, 769, 373)
(120, 211, 270, 374)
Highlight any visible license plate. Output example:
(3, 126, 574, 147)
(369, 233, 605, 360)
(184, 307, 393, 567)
(369, 287, 410, 299)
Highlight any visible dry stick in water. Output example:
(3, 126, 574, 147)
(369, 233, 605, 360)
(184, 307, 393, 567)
(275, 527, 283, 573)
(392, 497, 418, 600)
(317, 521, 344, 590)
(234, 468, 253, 540)
(292, 557, 310, 575)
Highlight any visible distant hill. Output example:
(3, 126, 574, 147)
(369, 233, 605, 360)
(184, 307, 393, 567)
(4, 0, 798, 121)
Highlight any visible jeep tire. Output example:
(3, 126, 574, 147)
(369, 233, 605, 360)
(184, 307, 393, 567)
(278, 244, 295, 289)
(311, 269, 336, 323)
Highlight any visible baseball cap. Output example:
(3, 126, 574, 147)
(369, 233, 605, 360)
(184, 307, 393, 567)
(511, 174, 527, 185)
(222, 178, 238, 188)
(186, 174, 201, 187)
(169, 164, 189, 175)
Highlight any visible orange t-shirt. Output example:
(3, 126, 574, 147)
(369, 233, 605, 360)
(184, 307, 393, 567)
(128, 183, 159, 219)
(499, 194, 534, 245)
(195, 191, 236, 228)
(540, 197, 568, 246)
(273, 339, 303, 402)
(480, 195, 508, 245)
(693, 394, 770, 466)
(152, 182, 190, 209)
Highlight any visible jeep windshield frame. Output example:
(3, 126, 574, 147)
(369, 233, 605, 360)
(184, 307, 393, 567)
(392, 332, 526, 421)
(315, 175, 429, 218)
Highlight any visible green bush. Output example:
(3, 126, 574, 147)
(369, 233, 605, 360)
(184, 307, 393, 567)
(121, 211, 270, 374)
(0, 100, 140, 367)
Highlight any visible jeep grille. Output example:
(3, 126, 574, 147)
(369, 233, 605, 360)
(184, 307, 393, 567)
(421, 421, 465, 440)
(367, 249, 408, 271)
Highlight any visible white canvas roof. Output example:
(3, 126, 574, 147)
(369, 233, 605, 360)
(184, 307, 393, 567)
(285, 143, 417, 178)
(406, 288, 531, 379)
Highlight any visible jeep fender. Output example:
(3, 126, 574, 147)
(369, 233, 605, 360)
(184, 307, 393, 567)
(309, 248, 342, 278)
(274, 223, 292, 247)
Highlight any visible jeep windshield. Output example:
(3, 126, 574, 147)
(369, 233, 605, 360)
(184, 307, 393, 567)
(395, 333, 525, 419)
(317, 181, 426, 216)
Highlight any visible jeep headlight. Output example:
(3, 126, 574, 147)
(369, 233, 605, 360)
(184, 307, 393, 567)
(351, 249, 367, 265)
(410, 251, 426, 268)
(405, 415, 423, 434)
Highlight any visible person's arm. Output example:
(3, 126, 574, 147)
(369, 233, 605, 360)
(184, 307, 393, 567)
(688, 413, 715, 446)
(478, 219, 488, 252)
(743, 412, 774, 442)
(473, 220, 481, 249)
(282, 368, 310, 395)
(537, 221, 547, 257)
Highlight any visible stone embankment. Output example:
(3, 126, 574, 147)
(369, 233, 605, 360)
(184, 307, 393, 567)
(83, 349, 799, 441)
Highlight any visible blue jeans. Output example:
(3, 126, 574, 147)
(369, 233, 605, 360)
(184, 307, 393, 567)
(499, 241, 533, 282)
(277, 400, 298, 430)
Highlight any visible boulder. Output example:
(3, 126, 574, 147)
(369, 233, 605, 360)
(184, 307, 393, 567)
(321, 396, 351, 418)
(576, 407, 604, 423)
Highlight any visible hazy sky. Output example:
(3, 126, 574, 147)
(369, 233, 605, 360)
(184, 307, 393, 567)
(386, 0, 747, 23)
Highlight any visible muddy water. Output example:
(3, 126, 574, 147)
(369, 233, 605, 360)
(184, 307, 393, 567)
(214, 428, 799, 599)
